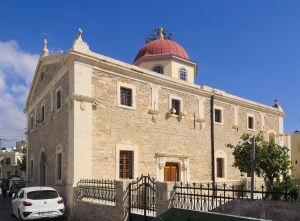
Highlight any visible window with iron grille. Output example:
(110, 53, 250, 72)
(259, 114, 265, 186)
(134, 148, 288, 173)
(42, 106, 45, 122)
(248, 116, 254, 129)
(179, 68, 187, 81)
(215, 109, 222, 123)
(57, 153, 62, 180)
(217, 158, 224, 178)
(30, 160, 33, 179)
(119, 151, 134, 179)
(120, 87, 132, 106)
(171, 99, 180, 115)
(153, 66, 164, 74)
(57, 90, 61, 109)
(6, 158, 11, 165)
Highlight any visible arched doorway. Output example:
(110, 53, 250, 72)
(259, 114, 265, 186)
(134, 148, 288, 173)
(39, 151, 46, 186)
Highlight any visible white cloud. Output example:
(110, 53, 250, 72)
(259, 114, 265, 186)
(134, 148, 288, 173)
(0, 40, 39, 147)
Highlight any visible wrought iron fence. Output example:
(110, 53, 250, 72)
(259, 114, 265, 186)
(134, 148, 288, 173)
(77, 179, 116, 204)
(129, 174, 156, 217)
(171, 182, 298, 211)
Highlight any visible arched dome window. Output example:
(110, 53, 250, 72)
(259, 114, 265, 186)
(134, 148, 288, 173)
(179, 68, 187, 81)
(153, 65, 164, 74)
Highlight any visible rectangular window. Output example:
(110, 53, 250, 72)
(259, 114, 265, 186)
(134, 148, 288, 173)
(57, 153, 62, 180)
(171, 99, 180, 115)
(119, 151, 134, 179)
(30, 160, 33, 179)
(248, 116, 254, 129)
(42, 106, 45, 122)
(217, 158, 224, 178)
(6, 158, 11, 165)
(7, 172, 11, 178)
(120, 87, 132, 106)
(30, 116, 34, 130)
(57, 90, 61, 109)
(215, 109, 222, 123)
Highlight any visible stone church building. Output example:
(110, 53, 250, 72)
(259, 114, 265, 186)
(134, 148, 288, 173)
(24, 28, 289, 214)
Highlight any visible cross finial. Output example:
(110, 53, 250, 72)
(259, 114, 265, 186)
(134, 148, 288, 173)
(41, 39, 49, 57)
(158, 27, 164, 40)
(77, 28, 83, 40)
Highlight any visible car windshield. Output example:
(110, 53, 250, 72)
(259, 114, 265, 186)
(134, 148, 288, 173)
(27, 190, 59, 200)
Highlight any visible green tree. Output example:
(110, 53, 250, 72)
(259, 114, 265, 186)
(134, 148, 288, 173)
(145, 28, 172, 44)
(226, 133, 294, 189)
(18, 147, 26, 171)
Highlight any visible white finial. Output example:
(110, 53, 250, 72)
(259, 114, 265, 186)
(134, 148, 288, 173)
(78, 28, 83, 40)
(158, 27, 164, 40)
(41, 39, 49, 57)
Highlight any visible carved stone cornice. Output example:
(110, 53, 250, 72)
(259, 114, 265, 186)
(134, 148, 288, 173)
(155, 152, 190, 159)
(148, 109, 160, 115)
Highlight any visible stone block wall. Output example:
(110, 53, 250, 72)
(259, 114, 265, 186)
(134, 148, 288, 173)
(73, 181, 128, 221)
(90, 68, 285, 183)
(213, 198, 300, 221)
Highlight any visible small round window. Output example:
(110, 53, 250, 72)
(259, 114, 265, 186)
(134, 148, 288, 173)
(153, 66, 164, 74)
(179, 68, 187, 81)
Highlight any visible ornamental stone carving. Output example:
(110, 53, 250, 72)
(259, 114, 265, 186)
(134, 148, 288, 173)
(80, 101, 86, 111)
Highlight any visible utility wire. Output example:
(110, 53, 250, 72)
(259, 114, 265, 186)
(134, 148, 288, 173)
(0, 128, 27, 133)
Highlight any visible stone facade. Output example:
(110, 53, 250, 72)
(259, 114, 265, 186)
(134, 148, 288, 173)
(25, 31, 289, 219)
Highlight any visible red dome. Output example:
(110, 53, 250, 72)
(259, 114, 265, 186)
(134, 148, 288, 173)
(133, 39, 190, 63)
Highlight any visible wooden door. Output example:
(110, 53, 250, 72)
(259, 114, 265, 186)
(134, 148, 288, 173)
(164, 163, 179, 182)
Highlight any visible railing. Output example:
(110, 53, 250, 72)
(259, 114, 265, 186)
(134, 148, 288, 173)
(129, 174, 156, 217)
(76, 179, 116, 204)
(171, 182, 298, 211)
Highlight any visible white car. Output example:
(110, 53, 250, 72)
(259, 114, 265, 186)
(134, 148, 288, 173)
(11, 186, 65, 220)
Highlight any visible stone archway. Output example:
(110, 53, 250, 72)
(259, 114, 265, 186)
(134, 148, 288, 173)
(39, 151, 46, 186)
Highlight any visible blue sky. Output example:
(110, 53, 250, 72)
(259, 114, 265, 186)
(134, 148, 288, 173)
(0, 1, 300, 147)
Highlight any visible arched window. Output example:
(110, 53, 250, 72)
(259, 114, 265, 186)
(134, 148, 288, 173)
(269, 132, 276, 142)
(179, 68, 187, 81)
(153, 66, 164, 74)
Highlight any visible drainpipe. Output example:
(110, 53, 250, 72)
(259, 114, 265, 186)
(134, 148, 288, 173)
(211, 95, 215, 191)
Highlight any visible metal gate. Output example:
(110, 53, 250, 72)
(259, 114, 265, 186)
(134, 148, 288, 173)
(128, 174, 156, 221)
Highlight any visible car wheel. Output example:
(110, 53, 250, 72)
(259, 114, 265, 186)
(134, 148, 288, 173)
(18, 210, 24, 221)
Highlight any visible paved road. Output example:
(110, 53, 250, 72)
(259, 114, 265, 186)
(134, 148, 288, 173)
(0, 191, 17, 221)
(0, 191, 67, 221)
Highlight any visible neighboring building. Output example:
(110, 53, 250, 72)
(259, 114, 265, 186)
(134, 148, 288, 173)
(291, 131, 300, 181)
(24, 29, 289, 215)
(0, 149, 23, 178)
(16, 140, 27, 151)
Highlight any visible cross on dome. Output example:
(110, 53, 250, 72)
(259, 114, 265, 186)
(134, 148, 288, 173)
(158, 27, 164, 40)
